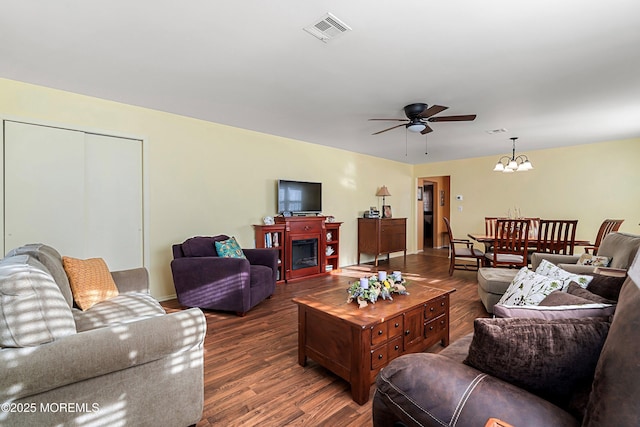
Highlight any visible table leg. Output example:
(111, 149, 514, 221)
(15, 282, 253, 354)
(297, 306, 307, 366)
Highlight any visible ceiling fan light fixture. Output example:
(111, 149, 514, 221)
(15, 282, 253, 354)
(407, 122, 426, 133)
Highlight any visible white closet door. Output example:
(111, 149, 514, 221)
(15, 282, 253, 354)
(84, 133, 143, 270)
(4, 121, 86, 255)
(4, 121, 144, 270)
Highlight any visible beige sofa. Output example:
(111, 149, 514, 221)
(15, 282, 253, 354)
(477, 232, 640, 313)
(530, 232, 640, 275)
(0, 244, 206, 427)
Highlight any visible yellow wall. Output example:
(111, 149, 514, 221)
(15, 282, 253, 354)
(0, 78, 414, 299)
(2, 78, 638, 299)
(414, 138, 640, 251)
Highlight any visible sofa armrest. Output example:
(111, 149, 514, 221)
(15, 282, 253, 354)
(1, 308, 205, 403)
(244, 248, 278, 283)
(531, 253, 581, 271)
(243, 248, 278, 268)
(373, 353, 579, 427)
(111, 267, 150, 294)
(170, 257, 251, 311)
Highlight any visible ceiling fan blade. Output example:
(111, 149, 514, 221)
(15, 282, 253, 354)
(420, 124, 434, 134)
(372, 123, 406, 135)
(428, 114, 477, 122)
(418, 105, 448, 119)
(368, 118, 409, 122)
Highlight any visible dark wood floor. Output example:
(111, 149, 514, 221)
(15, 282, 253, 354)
(161, 249, 489, 427)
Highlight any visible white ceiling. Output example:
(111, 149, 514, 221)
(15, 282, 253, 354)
(2, 0, 640, 164)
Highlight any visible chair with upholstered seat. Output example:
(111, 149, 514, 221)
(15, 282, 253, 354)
(585, 219, 624, 255)
(443, 217, 484, 276)
(484, 219, 530, 268)
(170, 235, 278, 316)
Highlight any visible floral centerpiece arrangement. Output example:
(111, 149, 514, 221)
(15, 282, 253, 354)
(347, 272, 409, 308)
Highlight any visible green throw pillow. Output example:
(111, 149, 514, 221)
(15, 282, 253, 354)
(214, 237, 247, 259)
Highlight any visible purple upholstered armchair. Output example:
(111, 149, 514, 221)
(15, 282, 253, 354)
(171, 235, 278, 316)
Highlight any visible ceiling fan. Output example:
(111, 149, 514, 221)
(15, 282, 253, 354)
(369, 103, 476, 135)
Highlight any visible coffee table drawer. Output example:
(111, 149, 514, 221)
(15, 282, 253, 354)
(371, 315, 403, 345)
(425, 295, 448, 321)
(388, 315, 403, 338)
(371, 345, 388, 369)
(387, 336, 403, 362)
(425, 314, 447, 340)
(371, 322, 389, 346)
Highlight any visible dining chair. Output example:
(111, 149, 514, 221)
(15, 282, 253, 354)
(443, 217, 484, 276)
(484, 219, 530, 268)
(525, 217, 540, 241)
(484, 217, 499, 237)
(536, 219, 578, 255)
(584, 219, 624, 255)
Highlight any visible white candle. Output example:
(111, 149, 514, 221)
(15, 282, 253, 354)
(378, 271, 387, 281)
(360, 277, 369, 289)
(393, 271, 402, 281)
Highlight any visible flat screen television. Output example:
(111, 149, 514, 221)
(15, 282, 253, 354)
(277, 180, 322, 215)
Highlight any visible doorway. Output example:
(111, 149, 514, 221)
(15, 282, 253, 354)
(422, 183, 434, 248)
(416, 176, 450, 250)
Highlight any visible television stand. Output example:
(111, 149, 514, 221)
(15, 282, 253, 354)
(254, 216, 342, 282)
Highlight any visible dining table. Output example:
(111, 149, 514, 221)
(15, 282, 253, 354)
(467, 233, 592, 251)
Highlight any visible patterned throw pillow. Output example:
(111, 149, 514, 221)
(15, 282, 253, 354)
(497, 267, 564, 306)
(62, 256, 119, 311)
(214, 236, 247, 259)
(576, 253, 611, 267)
(535, 259, 594, 289)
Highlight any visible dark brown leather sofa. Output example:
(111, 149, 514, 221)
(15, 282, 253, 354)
(373, 253, 640, 427)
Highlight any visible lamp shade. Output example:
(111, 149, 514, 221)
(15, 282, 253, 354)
(376, 186, 391, 197)
(407, 123, 426, 133)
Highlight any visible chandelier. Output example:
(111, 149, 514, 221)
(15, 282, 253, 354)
(493, 137, 534, 173)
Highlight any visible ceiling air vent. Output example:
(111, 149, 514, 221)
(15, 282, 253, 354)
(303, 13, 352, 43)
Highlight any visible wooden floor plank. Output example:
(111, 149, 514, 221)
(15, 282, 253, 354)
(162, 249, 489, 426)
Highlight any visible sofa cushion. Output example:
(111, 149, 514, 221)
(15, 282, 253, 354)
(6, 243, 74, 308)
(477, 268, 519, 294)
(0, 260, 76, 347)
(493, 302, 615, 320)
(464, 317, 610, 407)
(535, 259, 593, 289)
(497, 267, 564, 306)
(182, 235, 228, 257)
(585, 273, 627, 301)
(565, 282, 616, 304)
(582, 253, 640, 426)
(539, 288, 595, 306)
(576, 253, 611, 267)
(73, 293, 166, 332)
(215, 236, 247, 259)
(62, 256, 119, 311)
(596, 232, 640, 269)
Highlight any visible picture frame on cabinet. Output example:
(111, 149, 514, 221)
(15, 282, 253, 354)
(382, 205, 392, 218)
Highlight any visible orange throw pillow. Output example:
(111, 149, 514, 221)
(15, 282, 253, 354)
(62, 256, 119, 310)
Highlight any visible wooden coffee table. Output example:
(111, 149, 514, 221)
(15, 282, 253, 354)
(293, 282, 455, 404)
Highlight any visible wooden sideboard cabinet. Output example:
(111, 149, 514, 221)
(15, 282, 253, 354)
(357, 217, 407, 266)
